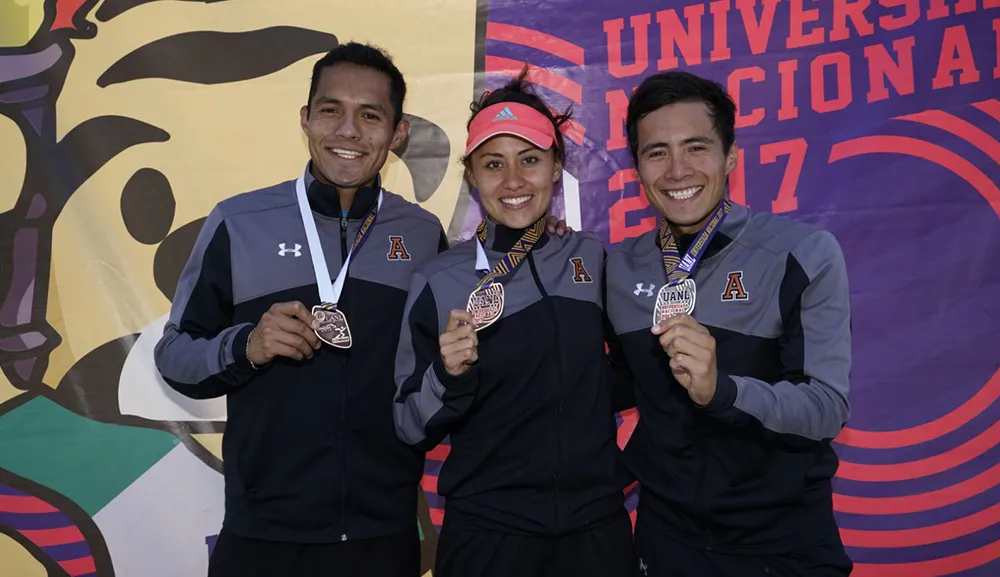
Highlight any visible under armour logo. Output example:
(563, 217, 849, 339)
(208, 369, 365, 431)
(278, 243, 302, 257)
(634, 283, 654, 297)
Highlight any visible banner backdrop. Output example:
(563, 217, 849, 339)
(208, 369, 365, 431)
(1, 0, 999, 576)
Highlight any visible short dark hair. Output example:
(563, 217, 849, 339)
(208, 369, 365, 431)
(307, 42, 407, 127)
(626, 71, 736, 162)
(463, 67, 572, 166)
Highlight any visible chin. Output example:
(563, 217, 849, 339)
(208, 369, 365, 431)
(494, 209, 547, 230)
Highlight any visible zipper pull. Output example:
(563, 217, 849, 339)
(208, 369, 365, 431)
(340, 215, 348, 239)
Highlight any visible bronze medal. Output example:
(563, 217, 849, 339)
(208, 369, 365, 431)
(466, 283, 504, 331)
(312, 304, 352, 348)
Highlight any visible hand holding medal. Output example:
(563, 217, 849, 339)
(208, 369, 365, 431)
(652, 314, 718, 406)
(246, 301, 321, 365)
(440, 309, 479, 376)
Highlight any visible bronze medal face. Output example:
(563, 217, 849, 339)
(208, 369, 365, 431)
(312, 304, 352, 348)
(466, 283, 504, 331)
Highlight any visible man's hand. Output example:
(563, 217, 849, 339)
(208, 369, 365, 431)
(545, 215, 572, 237)
(440, 310, 478, 377)
(651, 314, 717, 406)
(247, 301, 321, 365)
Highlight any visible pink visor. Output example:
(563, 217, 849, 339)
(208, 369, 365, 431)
(464, 102, 557, 156)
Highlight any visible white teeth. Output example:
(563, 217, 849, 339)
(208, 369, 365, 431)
(330, 148, 363, 159)
(664, 186, 702, 200)
(500, 196, 531, 206)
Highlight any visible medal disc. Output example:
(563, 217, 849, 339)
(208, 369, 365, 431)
(466, 283, 505, 331)
(654, 278, 697, 324)
(312, 304, 352, 348)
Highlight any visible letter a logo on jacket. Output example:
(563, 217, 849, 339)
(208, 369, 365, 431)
(721, 270, 749, 301)
(569, 257, 593, 283)
(387, 236, 411, 261)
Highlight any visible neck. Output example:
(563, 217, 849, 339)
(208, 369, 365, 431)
(481, 215, 547, 253)
(308, 163, 365, 211)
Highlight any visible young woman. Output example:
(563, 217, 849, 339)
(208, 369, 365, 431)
(392, 74, 634, 577)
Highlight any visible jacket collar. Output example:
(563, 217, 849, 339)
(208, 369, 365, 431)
(302, 161, 382, 219)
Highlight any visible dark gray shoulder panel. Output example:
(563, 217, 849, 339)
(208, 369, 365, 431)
(531, 231, 606, 309)
(348, 191, 446, 292)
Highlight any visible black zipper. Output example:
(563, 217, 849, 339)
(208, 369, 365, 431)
(339, 212, 348, 541)
(528, 254, 563, 534)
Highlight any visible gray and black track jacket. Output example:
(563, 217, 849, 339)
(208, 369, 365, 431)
(393, 223, 628, 535)
(153, 164, 447, 543)
(606, 202, 852, 554)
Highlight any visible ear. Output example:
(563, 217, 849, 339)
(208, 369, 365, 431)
(300, 105, 309, 134)
(724, 141, 739, 176)
(389, 117, 410, 151)
(464, 164, 477, 190)
(552, 157, 563, 183)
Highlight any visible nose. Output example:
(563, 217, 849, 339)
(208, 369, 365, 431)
(502, 165, 527, 191)
(334, 114, 361, 140)
(667, 152, 694, 180)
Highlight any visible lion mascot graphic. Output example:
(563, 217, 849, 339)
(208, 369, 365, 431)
(0, 1, 479, 575)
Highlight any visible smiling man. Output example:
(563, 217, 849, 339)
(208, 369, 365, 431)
(603, 71, 854, 576)
(152, 43, 448, 577)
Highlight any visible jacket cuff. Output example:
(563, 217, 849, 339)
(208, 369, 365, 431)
(701, 372, 737, 412)
(433, 359, 479, 395)
(230, 324, 259, 374)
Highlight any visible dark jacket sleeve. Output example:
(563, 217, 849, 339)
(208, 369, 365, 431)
(437, 227, 450, 253)
(700, 230, 852, 442)
(393, 270, 478, 451)
(152, 206, 258, 398)
(602, 267, 637, 413)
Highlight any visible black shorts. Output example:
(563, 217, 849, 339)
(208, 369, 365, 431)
(632, 516, 853, 577)
(207, 527, 420, 577)
(434, 506, 634, 577)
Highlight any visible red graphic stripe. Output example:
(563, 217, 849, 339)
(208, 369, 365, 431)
(853, 533, 1000, 577)
(51, 0, 89, 31)
(422, 475, 438, 494)
(837, 418, 1000, 482)
(59, 555, 97, 576)
(485, 56, 583, 104)
(427, 444, 450, 461)
(429, 508, 444, 526)
(21, 525, 85, 547)
(830, 135, 1000, 450)
(841, 501, 1000, 548)
(558, 116, 586, 146)
(898, 110, 1000, 168)
(835, 461, 1000, 514)
(486, 23, 585, 66)
(0, 495, 58, 514)
(972, 98, 1000, 123)
(837, 370, 1000, 450)
(617, 409, 638, 449)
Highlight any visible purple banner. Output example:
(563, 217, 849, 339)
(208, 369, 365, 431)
(471, 1, 1000, 575)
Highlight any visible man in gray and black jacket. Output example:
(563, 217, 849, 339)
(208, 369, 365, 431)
(153, 43, 446, 577)
(605, 71, 854, 576)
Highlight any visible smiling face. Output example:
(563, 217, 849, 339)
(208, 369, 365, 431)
(635, 100, 738, 235)
(300, 62, 408, 193)
(466, 135, 561, 229)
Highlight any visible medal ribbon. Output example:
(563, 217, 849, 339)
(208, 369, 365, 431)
(472, 217, 546, 291)
(660, 199, 730, 286)
(295, 175, 382, 308)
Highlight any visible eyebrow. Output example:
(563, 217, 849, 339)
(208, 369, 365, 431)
(639, 136, 714, 155)
(313, 97, 388, 115)
(479, 146, 538, 158)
